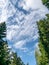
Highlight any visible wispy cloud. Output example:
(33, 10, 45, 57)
(13, 40, 26, 49)
(7, 0, 49, 52)
(0, 0, 49, 52)
(22, 0, 43, 10)
(0, 0, 8, 23)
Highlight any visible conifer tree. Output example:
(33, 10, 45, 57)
(10, 52, 25, 65)
(0, 22, 10, 65)
(35, 14, 49, 65)
(35, 0, 49, 65)
(0, 22, 25, 65)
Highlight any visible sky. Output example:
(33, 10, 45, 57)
(0, 0, 49, 65)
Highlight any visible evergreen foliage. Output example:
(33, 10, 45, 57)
(35, 0, 49, 65)
(0, 22, 25, 65)
(35, 14, 49, 65)
(42, 0, 49, 8)
(0, 22, 10, 65)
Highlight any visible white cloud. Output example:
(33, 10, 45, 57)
(13, 40, 27, 52)
(0, 0, 8, 23)
(0, 9, 7, 23)
(18, 0, 48, 11)
(0, 0, 7, 7)
(7, 30, 15, 40)
(14, 40, 25, 49)
(23, 0, 42, 10)
(1, 0, 48, 52)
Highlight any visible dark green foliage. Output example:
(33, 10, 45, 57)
(35, 0, 49, 64)
(34, 0, 49, 64)
(10, 52, 25, 65)
(0, 22, 10, 65)
(35, 15, 49, 65)
(37, 15, 49, 57)
(0, 22, 25, 65)
(42, 0, 49, 8)
(35, 42, 49, 65)
(0, 22, 6, 39)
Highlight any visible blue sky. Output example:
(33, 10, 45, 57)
(0, 0, 49, 65)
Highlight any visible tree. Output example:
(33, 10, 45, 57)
(0, 22, 10, 65)
(0, 22, 25, 65)
(10, 52, 25, 65)
(42, 0, 49, 8)
(35, 15, 49, 65)
(35, 1, 49, 64)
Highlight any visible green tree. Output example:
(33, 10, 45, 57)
(0, 22, 25, 65)
(35, 15, 49, 65)
(35, 1, 49, 64)
(0, 22, 10, 65)
(42, 0, 49, 8)
(26, 63, 29, 65)
(10, 52, 25, 65)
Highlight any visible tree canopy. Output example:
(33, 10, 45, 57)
(35, 0, 49, 64)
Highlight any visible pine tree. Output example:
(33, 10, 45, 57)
(0, 22, 10, 65)
(35, 0, 49, 64)
(35, 15, 49, 65)
(42, 0, 49, 8)
(0, 22, 25, 65)
(10, 52, 25, 65)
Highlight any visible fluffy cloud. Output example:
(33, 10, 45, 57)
(23, 0, 43, 10)
(6, 0, 49, 52)
(0, 0, 49, 52)
(0, 0, 8, 23)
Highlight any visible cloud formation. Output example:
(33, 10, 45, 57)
(0, 0, 8, 23)
(22, 0, 43, 10)
(0, 0, 49, 52)
(7, 0, 49, 52)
